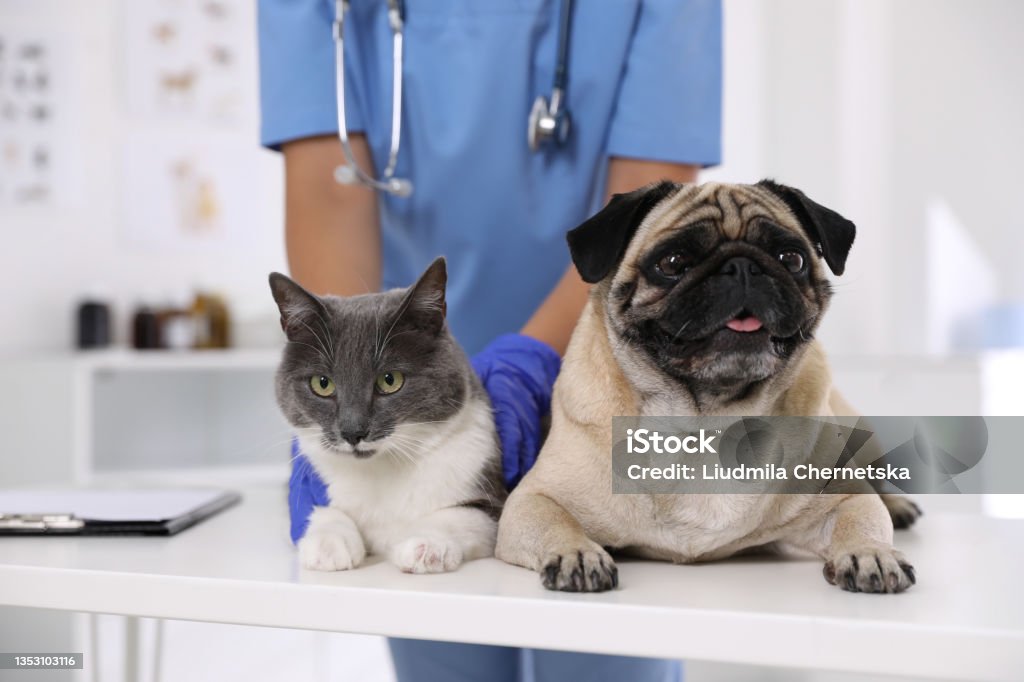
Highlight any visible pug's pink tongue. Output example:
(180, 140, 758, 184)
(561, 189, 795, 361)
(726, 316, 763, 332)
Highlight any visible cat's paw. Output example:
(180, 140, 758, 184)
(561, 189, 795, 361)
(298, 526, 367, 572)
(390, 537, 464, 574)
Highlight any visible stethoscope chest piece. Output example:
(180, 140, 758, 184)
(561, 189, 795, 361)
(528, 91, 572, 152)
(334, 164, 413, 197)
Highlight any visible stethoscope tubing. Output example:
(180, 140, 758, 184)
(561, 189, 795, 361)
(334, 0, 411, 195)
(333, 0, 571, 196)
(553, 0, 572, 93)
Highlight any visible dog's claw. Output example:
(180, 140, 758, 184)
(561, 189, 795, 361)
(824, 547, 915, 594)
(540, 547, 618, 592)
(543, 556, 562, 587)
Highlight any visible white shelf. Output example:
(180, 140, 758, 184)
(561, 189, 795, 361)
(71, 348, 282, 372)
(0, 485, 1021, 680)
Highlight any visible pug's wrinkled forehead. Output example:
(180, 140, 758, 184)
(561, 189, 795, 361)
(620, 183, 816, 286)
(567, 179, 856, 287)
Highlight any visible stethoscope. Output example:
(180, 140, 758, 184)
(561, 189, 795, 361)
(332, 0, 575, 197)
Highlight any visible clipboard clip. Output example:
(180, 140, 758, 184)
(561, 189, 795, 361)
(0, 513, 85, 531)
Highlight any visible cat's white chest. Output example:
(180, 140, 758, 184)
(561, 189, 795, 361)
(328, 462, 453, 553)
(301, 401, 497, 555)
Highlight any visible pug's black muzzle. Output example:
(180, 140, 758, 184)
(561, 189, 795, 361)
(649, 250, 811, 348)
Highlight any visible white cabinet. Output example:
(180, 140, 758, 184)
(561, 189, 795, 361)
(0, 349, 290, 487)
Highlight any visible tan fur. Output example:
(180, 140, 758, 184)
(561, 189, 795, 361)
(496, 183, 917, 594)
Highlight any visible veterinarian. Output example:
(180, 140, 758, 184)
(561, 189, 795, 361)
(258, 0, 721, 680)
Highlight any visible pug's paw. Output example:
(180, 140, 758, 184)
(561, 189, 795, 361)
(881, 494, 923, 530)
(391, 537, 464, 574)
(824, 547, 915, 593)
(541, 545, 618, 592)
(298, 525, 366, 572)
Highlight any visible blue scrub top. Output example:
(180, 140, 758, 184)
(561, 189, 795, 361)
(259, 0, 722, 354)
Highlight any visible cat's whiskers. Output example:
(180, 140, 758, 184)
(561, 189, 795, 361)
(296, 317, 333, 364)
(286, 339, 332, 365)
(442, 397, 469, 413)
(371, 299, 386, 364)
(375, 289, 418, 362)
(383, 426, 493, 492)
(312, 308, 337, 360)
(381, 435, 419, 466)
(383, 430, 426, 452)
(381, 431, 434, 466)
(397, 419, 453, 428)
(375, 328, 420, 362)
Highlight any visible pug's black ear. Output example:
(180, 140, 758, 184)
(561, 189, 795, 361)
(268, 272, 330, 341)
(757, 179, 856, 276)
(567, 180, 679, 284)
(395, 256, 447, 335)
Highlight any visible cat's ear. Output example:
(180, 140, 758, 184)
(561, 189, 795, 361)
(268, 272, 330, 341)
(395, 257, 447, 335)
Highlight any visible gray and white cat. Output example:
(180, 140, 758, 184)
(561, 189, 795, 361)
(269, 258, 504, 573)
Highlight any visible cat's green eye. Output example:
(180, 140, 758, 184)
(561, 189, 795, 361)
(310, 375, 336, 397)
(375, 371, 405, 395)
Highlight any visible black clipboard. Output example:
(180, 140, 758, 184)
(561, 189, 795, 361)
(0, 488, 241, 536)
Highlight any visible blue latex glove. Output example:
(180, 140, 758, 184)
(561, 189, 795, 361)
(470, 334, 562, 490)
(288, 439, 329, 543)
(288, 333, 561, 543)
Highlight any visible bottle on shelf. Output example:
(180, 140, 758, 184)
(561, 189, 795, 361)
(131, 305, 161, 350)
(191, 291, 231, 349)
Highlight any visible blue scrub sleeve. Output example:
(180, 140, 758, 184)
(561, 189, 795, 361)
(607, 0, 723, 166)
(257, 0, 365, 149)
(471, 334, 562, 491)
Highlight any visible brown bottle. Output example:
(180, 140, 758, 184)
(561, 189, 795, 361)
(191, 292, 231, 349)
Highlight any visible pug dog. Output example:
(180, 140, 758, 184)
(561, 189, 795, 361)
(495, 180, 920, 594)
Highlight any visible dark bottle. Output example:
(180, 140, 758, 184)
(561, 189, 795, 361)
(131, 306, 161, 350)
(76, 300, 111, 349)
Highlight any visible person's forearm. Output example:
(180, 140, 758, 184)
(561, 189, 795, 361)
(603, 158, 699, 199)
(519, 158, 700, 354)
(282, 135, 382, 296)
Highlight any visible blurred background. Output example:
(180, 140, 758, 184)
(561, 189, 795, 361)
(0, 0, 1022, 680)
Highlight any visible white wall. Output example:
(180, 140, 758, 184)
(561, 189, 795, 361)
(705, 0, 1024, 357)
(0, 0, 286, 355)
(889, 0, 1024, 352)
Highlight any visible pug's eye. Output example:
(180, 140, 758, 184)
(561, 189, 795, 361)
(778, 250, 805, 273)
(310, 375, 335, 397)
(656, 252, 689, 278)
(375, 371, 405, 395)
